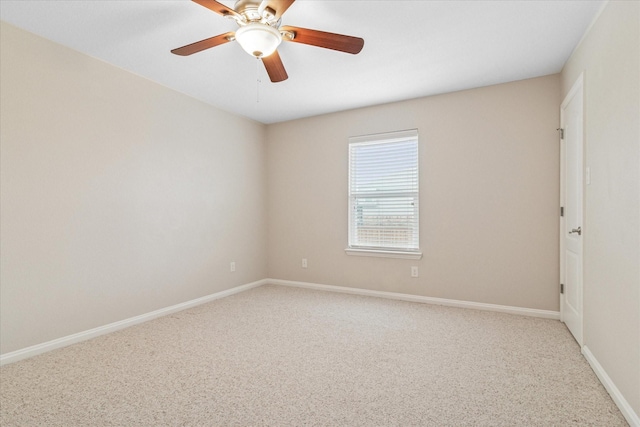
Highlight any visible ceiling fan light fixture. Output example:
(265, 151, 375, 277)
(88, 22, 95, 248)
(235, 23, 282, 58)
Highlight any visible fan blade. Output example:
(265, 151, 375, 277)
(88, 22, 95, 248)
(260, 0, 295, 19)
(192, 0, 241, 19)
(171, 32, 235, 56)
(262, 50, 288, 82)
(280, 26, 364, 54)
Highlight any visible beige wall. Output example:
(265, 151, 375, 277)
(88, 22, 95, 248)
(561, 0, 640, 416)
(0, 22, 268, 354)
(267, 75, 561, 311)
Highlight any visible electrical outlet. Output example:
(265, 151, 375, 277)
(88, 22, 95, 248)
(230, 261, 236, 272)
(411, 266, 419, 278)
(302, 258, 308, 268)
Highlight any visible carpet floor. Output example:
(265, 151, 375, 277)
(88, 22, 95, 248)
(0, 284, 628, 426)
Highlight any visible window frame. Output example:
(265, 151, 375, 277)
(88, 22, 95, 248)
(346, 129, 422, 260)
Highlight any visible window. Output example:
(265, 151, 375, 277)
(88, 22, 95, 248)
(347, 129, 421, 259)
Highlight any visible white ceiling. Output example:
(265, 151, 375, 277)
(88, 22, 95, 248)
(1, 0, 604, 124)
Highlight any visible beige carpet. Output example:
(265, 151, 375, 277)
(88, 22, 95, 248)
(0, 284, 627, 426)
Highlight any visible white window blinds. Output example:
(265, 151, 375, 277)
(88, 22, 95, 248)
(348, 129, 419, 252)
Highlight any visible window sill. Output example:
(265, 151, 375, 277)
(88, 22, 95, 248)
(345, 248, 423, 260)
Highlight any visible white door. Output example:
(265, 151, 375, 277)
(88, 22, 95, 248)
(560, 74, 584, 346)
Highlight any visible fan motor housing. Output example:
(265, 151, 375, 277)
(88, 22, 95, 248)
(234, 0, 268, 22)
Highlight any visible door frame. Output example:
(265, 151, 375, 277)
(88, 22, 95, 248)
(559, 72, 585, 346)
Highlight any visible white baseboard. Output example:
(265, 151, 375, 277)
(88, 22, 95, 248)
(0, 278, 565, 365)
(5, 277, 635, 425)
(0, 279, 268, 366)
(267, 278, 560, 320)
(582, 346, 640, 427)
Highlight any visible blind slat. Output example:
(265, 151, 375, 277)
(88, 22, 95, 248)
(348, 131, 419, 251)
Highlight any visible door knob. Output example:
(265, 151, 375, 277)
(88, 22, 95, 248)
(569, 227, 582, 235)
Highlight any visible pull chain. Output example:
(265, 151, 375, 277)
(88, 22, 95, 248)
(256, 57, 261, 103)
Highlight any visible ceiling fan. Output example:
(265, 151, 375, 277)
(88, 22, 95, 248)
(171, 0, 364, 83)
